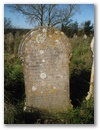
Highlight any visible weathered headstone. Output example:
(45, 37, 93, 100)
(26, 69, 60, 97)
(5, 33, 14, 52)
(18, 26, 72, 112)
(15, 31, 20, 39)
(14, 31, 20, 55)
(86, 37, 94, 100)
(83, 34, 87, 39)
(73, 33, 77, 39)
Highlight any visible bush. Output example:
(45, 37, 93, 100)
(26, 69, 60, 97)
(4, 53, 25, 104)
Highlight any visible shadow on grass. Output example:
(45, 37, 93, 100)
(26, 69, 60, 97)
(13, 108, 66, 124)
(15, 110, 41, 124)
(70, 69, 91, 107)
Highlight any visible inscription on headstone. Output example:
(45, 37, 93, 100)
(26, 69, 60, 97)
(18, 26, 72, 112)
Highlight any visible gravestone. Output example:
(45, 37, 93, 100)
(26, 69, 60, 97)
(18, 26, 72, 112)
(83, 34, 87, 39)
(73, 33, 77, 39)
(86, 37, 94, 100)
(5, 33, 14, 52)
(14, 31, 20, 55)
(15, 31, 20, 39)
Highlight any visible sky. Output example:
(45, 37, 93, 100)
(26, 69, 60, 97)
(4, 4, 94, 29)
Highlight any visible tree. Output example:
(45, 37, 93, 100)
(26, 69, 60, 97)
(4, 17, 13, 29)
(83, 20, 94, 36)
(8, 4, 80, 27)
(61, 21, 78, 37)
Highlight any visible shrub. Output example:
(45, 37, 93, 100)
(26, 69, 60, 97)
(4, 53, 25, 104)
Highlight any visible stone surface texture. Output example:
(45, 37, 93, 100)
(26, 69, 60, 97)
(18, 26, 72, 112)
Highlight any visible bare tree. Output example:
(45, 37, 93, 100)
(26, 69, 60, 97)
(46, 4, 79, 27)
(4, 17, 13, 29)
(8, 4, 80, 27)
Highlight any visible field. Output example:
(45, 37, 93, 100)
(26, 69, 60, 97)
(4, 29, 94, 124)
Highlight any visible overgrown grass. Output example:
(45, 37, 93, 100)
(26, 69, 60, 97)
(4, 53, 25, 104)
(4, 97, 94, 124)
(69, 36, 93, 107)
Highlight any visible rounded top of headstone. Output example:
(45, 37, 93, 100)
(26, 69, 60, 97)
(18, 26, 72, 61)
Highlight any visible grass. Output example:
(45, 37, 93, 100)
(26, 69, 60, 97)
(4, 97, 94, 124)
